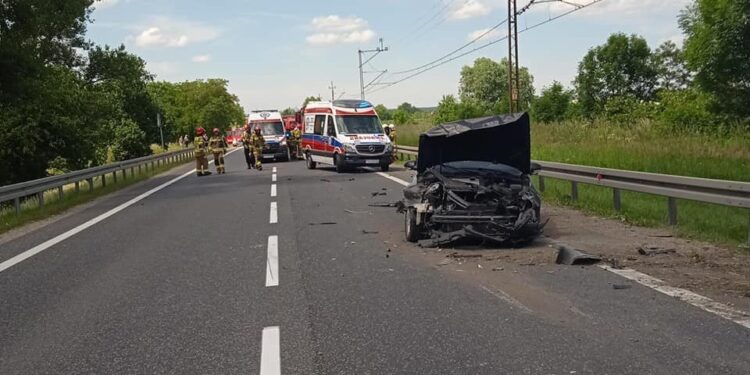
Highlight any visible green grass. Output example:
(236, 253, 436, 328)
(394, 117, 750, 247)
(0, 157, 190, 235)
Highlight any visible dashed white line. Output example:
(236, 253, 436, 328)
(260, 326, 281, 375)
(271, 184, 277, 197)
(600, 265, 750, 330)
(272, 174, 277, 182)
(269, 202, 278, 224)
(272, 167, 277, 173)
(266, 235, 279, 287)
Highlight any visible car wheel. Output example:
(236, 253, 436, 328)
(380, 163, 390, 172)
(282, 147, 291, 162)
(334, 154, 345, 173)
(405, 208, 420, 243)
(306, 152, 316, 169)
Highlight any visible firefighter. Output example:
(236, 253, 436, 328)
(250, 126, 265, 170)
(209, 128, 227, 174)
(388, 124, 397, 144)
(290, 125, 302, 159)
(194, 127, 211, 176)
(242, 125, 254, 169)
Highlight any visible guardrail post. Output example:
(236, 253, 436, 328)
(88, 178, 94, 192)
(112, 170, 117, 184)
(538, 176, 545, 193)
(571, 181, 578, 201)
(14, 197, 20, 215)
(138, 164, 142, 175)
(37, 192, 44, 209)
(667, 197, 678, 226)
(613, 188, 621, 212)
(121, 169, 126, 180)
(58, 186, 64, 200)
(75, 181, 80, 192)
(130, 167, 134, 178)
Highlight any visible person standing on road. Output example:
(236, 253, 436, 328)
(209, 128, 228, 174)
(194, 127, 211, 176)
(250, 126, 265, 171)
(388, 124, 397, 145)
(242, 125, 254, 169)
(290, 125, 302, 159)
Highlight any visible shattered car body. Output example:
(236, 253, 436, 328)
(402, 113, 544, 247)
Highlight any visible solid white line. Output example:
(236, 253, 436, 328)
(376, 171, 409, 186)
(600, 265, 750, 330)
(271, 184, 277, 197)
(272, 174, 277, 182)
(266, 235, 279, 287)
(272, 167, 277, 173)
(269, 202, 278, 224)
(481, 285, 533, 313)
(260, 326, 281, 375)
(0, 148, 242, 274)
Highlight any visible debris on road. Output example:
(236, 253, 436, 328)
(345, 209, 370, 214)
(362, 230, 379, 234)
(447, 252, 483, 259)
(637, 245, 677, 256)
(555, 245, 601, 266)
(612, 284, 632, 290)
(308, 222, 337, 226)
(437, 259, 453, 266)
(371, 191, 387, 197)
(492, 266, 504, 271)
(369, 202, 401, 208)
(320, 178, 331, 182)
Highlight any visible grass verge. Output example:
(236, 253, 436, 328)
(0, 158, 191, 235)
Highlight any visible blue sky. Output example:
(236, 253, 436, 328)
(88, 0, 691, 110)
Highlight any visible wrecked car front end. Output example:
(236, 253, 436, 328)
(402, 113, 544, 247)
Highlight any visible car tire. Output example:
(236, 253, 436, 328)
(334, 154, 345, 173)
(282, 147, 291, 162)
(380, 163, 390, 172)
(306, 152, 316, 169)
(405, 208, 420, 243)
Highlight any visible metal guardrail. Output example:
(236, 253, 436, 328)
(0, 148, 195, 215)
(395, 145, 750, 244)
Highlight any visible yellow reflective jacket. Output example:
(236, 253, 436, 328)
(194, 136, 208, 156)
(250, 133, 265, 149)
(209, 136, 227, 153)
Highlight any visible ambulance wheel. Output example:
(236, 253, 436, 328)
(405, 208, 420, 243)
(380, 163, 390, 172)
(334, 154, 345, 173)
(306, 153, 316, 169)
(282, 147, 291, 162)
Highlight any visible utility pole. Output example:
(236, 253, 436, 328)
(329, 81, 337, 101)
(358, 38, 389, 100)
(507, 0, 520, 114)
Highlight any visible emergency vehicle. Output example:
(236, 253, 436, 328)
(298, 100, 393, 172)
(248, 110, 291, 162)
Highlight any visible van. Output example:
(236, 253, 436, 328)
(248, 110, 291, 162)
(299, 100, 393, 172)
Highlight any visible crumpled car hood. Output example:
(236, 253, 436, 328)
(416, 113, 531, 174)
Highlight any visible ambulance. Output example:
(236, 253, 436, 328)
(298, 100, 393, 172)
(248, 110, 291, 162)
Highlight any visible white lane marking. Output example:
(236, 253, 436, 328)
(266, 235, 279, 287)
(272, 167, 277, 173)
(0, 148, 241, 274)
(481, 285, 533, 314)
(600, 265, 750, 330)
(272, 174, 277, 182)
(269, 202, 278, 224)
(260, 326, 281, 375)
(271, 184, 277, 197)
(364, 167, 409, 186)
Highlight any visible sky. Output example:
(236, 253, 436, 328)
(88, 0, 692, 111)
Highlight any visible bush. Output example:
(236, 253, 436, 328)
(656, 89, 714, 134)
(602, 95, 658, 125)
(110, 118, 151, 161)
(532, 81, 572, 123)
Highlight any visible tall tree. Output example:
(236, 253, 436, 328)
(301, 96, 321, 108)
(396, 102, 418, 114)
(653, 41, 692, 91)
(574, 33, 657, 116)
(532, 81, 573, 123)
(680, 0, 750, 119)
(459, 57, 534, 113)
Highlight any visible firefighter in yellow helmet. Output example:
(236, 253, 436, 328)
(290, 125, 302, 159)
(194, 127, 211, 176)
(209, 128, 228, 174)
(388, 124, 397, 144)
(250, 126, 265, 170)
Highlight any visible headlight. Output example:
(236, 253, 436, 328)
(385, 143, 394, 152)
(344, 144, 357, 153)
(280, 140, 287, 146)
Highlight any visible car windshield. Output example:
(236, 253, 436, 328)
(253, 122, 285, 136)
(335, 115, 384, 135)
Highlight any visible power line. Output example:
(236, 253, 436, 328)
(393, 0, 460, 47)
(368, 0, 606, 95)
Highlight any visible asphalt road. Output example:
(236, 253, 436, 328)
(0, 151, 748, 374)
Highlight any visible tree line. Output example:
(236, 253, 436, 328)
(382, 0, 748, 133)
(0, 0, 245, 185)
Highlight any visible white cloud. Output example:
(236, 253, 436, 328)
(467, 27, 502, 41)
(94, 0, 119, 9)
(147, 61, 179, 76)
(192, 54, 212, 63)
(132, 18, 220, 48)
(306, 15, 376, 46)
(527, 0, 691, 19)
(450, 0, 492, 20)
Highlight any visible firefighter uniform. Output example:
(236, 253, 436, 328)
(194, 132, 210, 176)
(290, 127, 302, 159)
(209, 133, 228, 174)
(242, 130, 254, 169)
(388, 125, 397, 144)
(250, 131, 265, 170)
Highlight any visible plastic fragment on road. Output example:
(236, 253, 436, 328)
(555, 245, 601, 266)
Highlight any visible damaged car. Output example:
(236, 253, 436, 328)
(401, 113, 544, 248)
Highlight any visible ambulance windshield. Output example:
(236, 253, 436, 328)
(335, 115, 384, 135)
(255, 122, 285, 136)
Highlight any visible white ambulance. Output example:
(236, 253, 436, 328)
(298, 100, 393, 172)
(248, 110, 291, 162)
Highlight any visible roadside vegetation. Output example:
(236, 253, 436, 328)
(384, 0, 750, 247)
